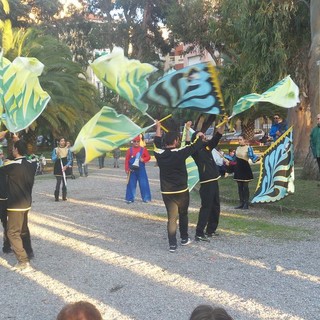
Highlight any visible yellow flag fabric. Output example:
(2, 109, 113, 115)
(90, 47, 157, 114)
(231, 75, 299, 117)
(72, 106, 154, 163)
(0, 53, 50, 132)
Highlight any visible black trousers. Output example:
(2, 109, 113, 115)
(162, 191, 189, 246)
(237, 181, 250, 204)
(0, 200, 10, 250)
(317, 157, 320, 174)
(196, 181, 220, 236)
(55, 176, 67, 193)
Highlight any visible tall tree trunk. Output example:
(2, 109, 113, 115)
(298, 0, 320, 179)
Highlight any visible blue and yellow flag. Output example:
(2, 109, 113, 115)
(231, 76, 299, 117)
(251, 127, 294, 203)
(0, 53, 50, 132)
(72, 106, 154, 163)
(140, 62, 225, 115)
(90, 47, 157, 114)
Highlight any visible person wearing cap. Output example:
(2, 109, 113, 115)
(124, 135, 151, 203)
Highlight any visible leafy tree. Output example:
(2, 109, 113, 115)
(1, 27, 100, 152)
(167, 0, 311, 162)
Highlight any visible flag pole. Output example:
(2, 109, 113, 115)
(146, 113, 172, 132)
(60, 158, 67, 186)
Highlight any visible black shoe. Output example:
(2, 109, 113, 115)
(2, 247, 12, 254)
(206, 231, 219, 238)
(27, 251, 34, 260)
(169, 245, 177, 253)
(195, 235, 210, 242)
(234, 203, 244, 209)
(241, 203, 249, 210)
(181, 238, 191, 246)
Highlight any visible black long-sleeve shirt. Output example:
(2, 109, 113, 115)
(154, 136, 203, 194)
(0, 157, 36, 211)
(191, 133, 222, 183)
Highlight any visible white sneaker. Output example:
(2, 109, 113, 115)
(12, 262, 33, 273)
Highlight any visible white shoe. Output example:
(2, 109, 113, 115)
(12, 262, 33, 273)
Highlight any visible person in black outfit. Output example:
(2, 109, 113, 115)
(0, 149, 11, 253)
(187, 122, 224, 242)
(0, 139, 36, 271)
(154, 120, 204, 252)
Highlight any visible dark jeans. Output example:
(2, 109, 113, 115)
(162, 191, 190, 246)
(98, 156, 105, 168)
(0, 201, 10, 250)
(7, 210, 33, 263)
(317, 157, 320, 174)
(55, 176, 67, 192)
(237, 181, 249, 203)
(196, 181, 220, 236)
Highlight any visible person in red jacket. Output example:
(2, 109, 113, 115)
(125, 135, 151, 203)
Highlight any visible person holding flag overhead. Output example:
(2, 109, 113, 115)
(186, 121, 225, 242)
(154, 120, 204, 253)
(52, 137, 72, 202)
(124, 135, 151, 204)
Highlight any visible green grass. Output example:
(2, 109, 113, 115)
(188, 203, 313, 241)
(187, 166, 318, 240)
(217, 167, 319, 216)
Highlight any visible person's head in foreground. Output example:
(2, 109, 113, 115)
(189, 304, 234, 320)
(56, 301, 103, 320)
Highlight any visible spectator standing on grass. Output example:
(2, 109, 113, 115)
(154, 120, 204, 252)
(233, 135, 260, 210)
(0, 133, 36, 271)
(310, 113, 320, 181)
(52, 137, 72, 201)
(211, 148, 228, 178)
(125, 135, 151, 204)
(224, 149, 237, 174)
(186, 122, 224, 242)
(269, 113, 288, 142)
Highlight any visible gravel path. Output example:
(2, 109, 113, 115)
(0, 158, 319, 320)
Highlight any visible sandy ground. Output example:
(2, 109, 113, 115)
(0, 157, 319, 320)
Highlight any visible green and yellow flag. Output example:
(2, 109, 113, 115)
(0, 53, 50, 132)
(90, 47, 157, 114)
(72, 106, 154, 163)
(231, 75, 299, 117)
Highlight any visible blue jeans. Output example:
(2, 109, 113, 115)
(125, 166, 151, 202)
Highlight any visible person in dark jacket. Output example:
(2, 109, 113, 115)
(187, 122, 224, 242)
(0, 139, 36, 271)
(310, 113, 320, 177)
(0, 148, 11, 253)
(154, 120, 204, 252)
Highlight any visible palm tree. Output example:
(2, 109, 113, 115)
(1, 26, 100, 153)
